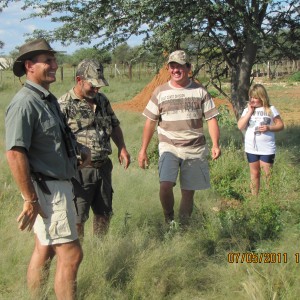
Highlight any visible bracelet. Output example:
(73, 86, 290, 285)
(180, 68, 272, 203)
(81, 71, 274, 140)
(24, 199, 38, 204)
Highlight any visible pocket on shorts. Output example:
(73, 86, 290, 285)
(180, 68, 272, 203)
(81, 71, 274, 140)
(45, 211, 71, 239)
(45, 181, 70, 209)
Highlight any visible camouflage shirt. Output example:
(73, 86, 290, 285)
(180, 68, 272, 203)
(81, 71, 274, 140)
(58, 89, 120, 161)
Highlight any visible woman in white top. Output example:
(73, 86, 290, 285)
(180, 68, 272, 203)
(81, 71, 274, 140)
(238, 84, 284, 195)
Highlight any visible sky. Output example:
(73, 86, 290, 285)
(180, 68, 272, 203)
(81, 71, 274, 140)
(0, 1, 142, 56)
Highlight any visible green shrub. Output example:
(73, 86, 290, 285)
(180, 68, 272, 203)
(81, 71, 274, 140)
(216, 104, 237, 127)
(288, 71, 300, 82)
(210, 142, 246, 201)
(208, 89, 219, 98)
(218, 200, 283, 247)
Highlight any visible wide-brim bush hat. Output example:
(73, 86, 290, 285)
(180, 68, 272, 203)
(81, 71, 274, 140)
(13, 38, 57, 77)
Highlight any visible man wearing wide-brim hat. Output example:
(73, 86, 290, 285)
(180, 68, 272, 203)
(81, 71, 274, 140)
(13, 38, 58, 77)
(5, 38, 90, 299)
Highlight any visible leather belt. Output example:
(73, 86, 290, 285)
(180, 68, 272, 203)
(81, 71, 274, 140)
(31, 172, 59, 195)
(42, 175, 59, 181)
(90, 159, 107, 169)
(31, 172, 59, 181)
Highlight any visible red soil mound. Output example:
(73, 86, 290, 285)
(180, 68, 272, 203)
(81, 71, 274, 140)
(113, 66, 233, 113)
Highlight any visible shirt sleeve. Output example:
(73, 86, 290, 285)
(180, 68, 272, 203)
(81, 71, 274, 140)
(5, 101, 34, 151)
(142, 87, 161, 121)
(270, 106, 280, 118)
(203, 93, 219, 120)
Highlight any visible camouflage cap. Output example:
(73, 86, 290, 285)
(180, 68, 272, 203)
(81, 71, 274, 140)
(76, 59, 109, 87)
(167, 50, 189, 65)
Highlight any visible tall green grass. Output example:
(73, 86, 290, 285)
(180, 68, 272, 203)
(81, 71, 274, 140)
(1, 69, 300, 299)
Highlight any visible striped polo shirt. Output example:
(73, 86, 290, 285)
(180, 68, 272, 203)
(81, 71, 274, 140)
(143, 79, 219, 160)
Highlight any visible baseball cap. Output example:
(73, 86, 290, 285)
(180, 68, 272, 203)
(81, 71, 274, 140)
(76, 59, 109, 88)
(167, 50, 189, 65)
(13, 38, 57, 77)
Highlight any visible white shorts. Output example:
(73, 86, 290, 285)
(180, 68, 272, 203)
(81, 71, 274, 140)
(33, 180, 78, 245)
(158, 152, 211, 190)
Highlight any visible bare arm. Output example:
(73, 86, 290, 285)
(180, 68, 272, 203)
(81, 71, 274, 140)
(270, 115, 284, 132)
(6, 147, 46, 231)
(138, 118, 157, 169)
(207, 117, 221, 160)
(111, 126, 131, 169)
(237, 104, 254, 130)
(259, 115, 284, 133)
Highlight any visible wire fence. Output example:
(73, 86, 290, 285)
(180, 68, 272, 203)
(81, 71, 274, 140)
(1, 60, 299, 84)
(252, 60, 300, 78)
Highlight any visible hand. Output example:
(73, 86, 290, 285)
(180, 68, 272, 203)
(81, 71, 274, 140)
(247, 103, 255, 114)
(138, 150, 149, 169)
(17, 201, 47, 232)
(211, 146, 221, 160)
(119, 148, 131, 169)
(258, 124, 269, 133)
(78, 146, 91, 170)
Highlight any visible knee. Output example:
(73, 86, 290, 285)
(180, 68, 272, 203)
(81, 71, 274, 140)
(251, 169, 260, 178)
(71, 242, 84, 267)
(73, 248, 83, 269)
(160, 181, 174, 192)
(181, 189, 195, 200)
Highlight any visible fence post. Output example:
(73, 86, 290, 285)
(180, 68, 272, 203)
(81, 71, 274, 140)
(292, 60, 295, 72)
(60, 66, 64, 82)
(72, 64, 76, 83)
(138, 63, 141, 79)
(114, 64, 121, 77)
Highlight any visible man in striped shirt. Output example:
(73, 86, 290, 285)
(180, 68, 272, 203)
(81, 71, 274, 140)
(138, 50, 221, 225)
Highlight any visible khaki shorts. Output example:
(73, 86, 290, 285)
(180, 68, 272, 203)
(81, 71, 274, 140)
(33, 180, 78, 245)
(159, 152, 211, 190)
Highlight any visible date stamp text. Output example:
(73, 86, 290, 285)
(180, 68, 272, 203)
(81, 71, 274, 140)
(227, 252, 296, 264)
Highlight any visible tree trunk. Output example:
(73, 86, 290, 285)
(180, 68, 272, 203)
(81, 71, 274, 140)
(230, 39, 258, 120)
(128, 63, 132, 80)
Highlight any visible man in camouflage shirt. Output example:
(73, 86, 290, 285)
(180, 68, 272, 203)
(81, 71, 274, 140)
(58, 59, 130, 238)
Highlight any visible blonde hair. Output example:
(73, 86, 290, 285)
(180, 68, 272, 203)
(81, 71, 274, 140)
(249, 84, 271, 114)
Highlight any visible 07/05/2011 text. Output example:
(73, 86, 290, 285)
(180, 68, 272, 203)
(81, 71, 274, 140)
(227, 252, 296, 264)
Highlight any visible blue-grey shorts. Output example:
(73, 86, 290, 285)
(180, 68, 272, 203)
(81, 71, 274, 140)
(33, 180, 78, 245)
(246, 152, 275, 164)
(158, 152, 210, 190)
(73, 158, 113, 224)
